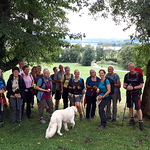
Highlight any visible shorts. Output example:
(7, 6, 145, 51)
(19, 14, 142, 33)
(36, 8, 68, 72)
(127, 94, 141, 110)
(55, 90, 62, 100)
(68, 93, 82, 103)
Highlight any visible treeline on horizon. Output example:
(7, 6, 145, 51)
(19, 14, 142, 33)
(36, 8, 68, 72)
(53, 42, 139, 70)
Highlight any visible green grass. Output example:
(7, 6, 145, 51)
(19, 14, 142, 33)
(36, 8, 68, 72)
(1, 62, 150, 150)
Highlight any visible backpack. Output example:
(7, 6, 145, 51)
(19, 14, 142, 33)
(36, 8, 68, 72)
(0, 77, 5, 90)
(63, 74, 73, 83)
(38, 76, 51, 88)
(104, 78, 114, 95)
(71, 77, 83, 85)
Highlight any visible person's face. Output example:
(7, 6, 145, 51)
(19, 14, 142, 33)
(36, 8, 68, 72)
(128, 63, 135, 72)
(44, 72, 50, 78)
(54, 68, 58, 73)
(99, 71, 105, 78)
(65, 68, 70, 74)
(19, 62, 25, 69)
(90, 70, 96, 77)
(59, 65, 64, 71)
(74, 70, 80, 77)
(13, 70, 19, 77)
(32, 67, 37, 74)
(108, 67, 114, 74)
(36, 66, 42, 73)
(24, 67, 30, 74)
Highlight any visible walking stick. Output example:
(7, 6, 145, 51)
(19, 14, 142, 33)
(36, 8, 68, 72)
(81, 101, 85, 118)
(122, 101, 127, 126)
(0, 93, 4, 126)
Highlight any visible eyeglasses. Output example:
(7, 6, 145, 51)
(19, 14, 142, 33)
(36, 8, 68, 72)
(90, 72, 95, 74)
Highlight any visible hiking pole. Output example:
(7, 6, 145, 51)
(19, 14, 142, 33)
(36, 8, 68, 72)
(122, 101, 127, 126)
(0, 94, 4, 127)
(81, 102, 85, 118)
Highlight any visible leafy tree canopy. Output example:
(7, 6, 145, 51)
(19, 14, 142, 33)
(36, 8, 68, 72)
(88, 0, 150, 42)
(0, 0, 87, 71)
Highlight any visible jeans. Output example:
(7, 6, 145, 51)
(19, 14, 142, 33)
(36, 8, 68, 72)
(86, 95, 96, 119)
(98, 97, 110, 126)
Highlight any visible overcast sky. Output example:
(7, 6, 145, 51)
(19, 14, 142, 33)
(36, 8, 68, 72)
(67, 12, 135, 39)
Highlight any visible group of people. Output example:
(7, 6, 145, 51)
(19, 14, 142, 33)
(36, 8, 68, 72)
(0, 61, 144, 131)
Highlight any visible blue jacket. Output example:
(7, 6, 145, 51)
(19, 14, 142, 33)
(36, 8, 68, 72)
(37, 76, 52, 101)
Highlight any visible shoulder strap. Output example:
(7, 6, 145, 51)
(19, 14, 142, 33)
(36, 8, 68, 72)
(40, 76, 45, 87)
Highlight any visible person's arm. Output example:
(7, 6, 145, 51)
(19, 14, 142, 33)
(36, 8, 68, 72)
(61, 75, 64, 92)
(86, 77, 92, 89)
(115, 80, 121, 88)
(103, 84, 111, 98)
(36, 78, 49, 92)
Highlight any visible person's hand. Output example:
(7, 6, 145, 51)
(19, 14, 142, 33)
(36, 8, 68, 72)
(45, 89, 50, 92)
(72, 86, 76, 89)
(127, 85, 133, 90)
(0, 90, 4, 94)
(77, 86, 81, 89)
(93, 85, 97, 90)
(60, 90, 63, 94)
(99, 95, 103, 100)
(14, 94, 19, 98)
(96, 88, 100, 93)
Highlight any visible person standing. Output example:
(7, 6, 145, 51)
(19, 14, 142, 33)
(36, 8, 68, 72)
(21, 65, 34, 118)
(106, 65, 121, 122)
(123, 62, 144, 131)
(54, 64, 64, 110)
(50, 67, 58, 97)
(85, 69, 100, 119)
(18, 60, 25, 74)
(61, 66, 73, 109)
(97, 69, 111, 129)
(7, 67, 25, 124)
(0, 69, 7, 124)
(68, 69, 84, 120)
(36, 68, 53, 124)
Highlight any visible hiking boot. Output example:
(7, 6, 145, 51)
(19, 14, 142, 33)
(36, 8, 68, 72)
(139, 121, 144, 131)
(80, 114, 83, 121)
(111, 119, 116, 122)
(128, 118, 136, 126)
(40, 118, 47, 124)
(99, 125, 105, 129)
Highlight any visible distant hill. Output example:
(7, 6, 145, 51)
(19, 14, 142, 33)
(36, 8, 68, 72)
(65, 38, 139, 43)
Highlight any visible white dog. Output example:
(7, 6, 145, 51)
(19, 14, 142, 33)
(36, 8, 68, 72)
(45, 106, 77, 139)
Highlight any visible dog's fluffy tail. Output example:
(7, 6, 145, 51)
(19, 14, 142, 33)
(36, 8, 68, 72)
(45, 122, 57, 139)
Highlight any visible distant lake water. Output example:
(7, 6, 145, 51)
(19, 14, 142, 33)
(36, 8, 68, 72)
(71, 43, 122, 50)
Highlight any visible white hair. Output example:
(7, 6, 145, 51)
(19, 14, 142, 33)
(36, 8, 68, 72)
(108, 65, 114, 70)
(43, 68, 50, 74)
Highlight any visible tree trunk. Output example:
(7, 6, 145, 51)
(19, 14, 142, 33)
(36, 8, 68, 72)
(141, 60, 150, 117)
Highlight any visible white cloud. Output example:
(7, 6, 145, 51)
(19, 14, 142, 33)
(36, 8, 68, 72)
(67, 12, 135, 39)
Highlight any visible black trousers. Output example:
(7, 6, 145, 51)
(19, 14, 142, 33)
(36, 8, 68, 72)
(98, 97, 110, 126)
(62, 87, 69, 109)
(86, 95, 96, 119)
(22, 90, 33, 118)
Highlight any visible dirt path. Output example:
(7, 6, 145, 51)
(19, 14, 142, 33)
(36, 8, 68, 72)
(92, 63, 128, 73)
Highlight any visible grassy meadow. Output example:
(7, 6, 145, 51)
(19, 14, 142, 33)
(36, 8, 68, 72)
(1, 62, 150, 150)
